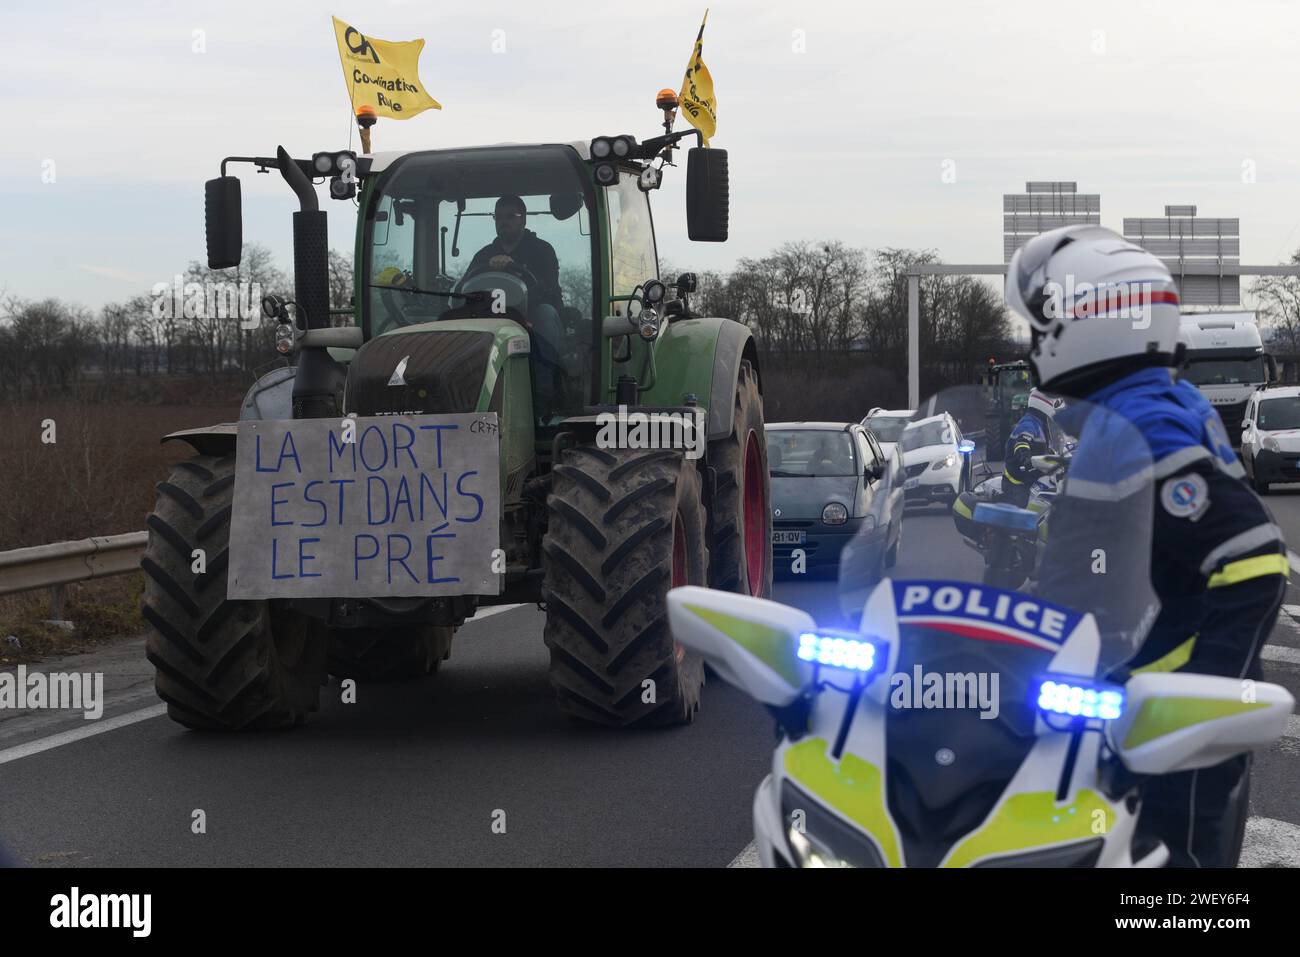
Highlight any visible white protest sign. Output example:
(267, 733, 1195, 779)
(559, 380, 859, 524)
(227, 414, 501, 599)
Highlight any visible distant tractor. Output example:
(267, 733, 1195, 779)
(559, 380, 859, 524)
(982, 360, 1034, 458)
(142, 121, 772, 731)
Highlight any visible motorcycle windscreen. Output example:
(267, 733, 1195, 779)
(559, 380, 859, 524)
(840, 384, 1157, 673)
(837, 384, 1158, 866)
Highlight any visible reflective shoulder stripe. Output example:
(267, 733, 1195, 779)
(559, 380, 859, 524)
(1206, 553, 1290, 589)
(1153, 446, 1211, 477)
(1198, 523, 1285, 576)
(1062, 465, 1154, 502)
(1129, 635, 1196, 675)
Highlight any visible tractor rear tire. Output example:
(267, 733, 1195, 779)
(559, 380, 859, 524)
(142, 454, 327, 731)
(542, 446, 708, 727)
(327, 625, 454, 680)
(707, 359, 772, 599)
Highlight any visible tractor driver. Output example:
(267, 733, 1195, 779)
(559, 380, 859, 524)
(468, 195, 568, 416)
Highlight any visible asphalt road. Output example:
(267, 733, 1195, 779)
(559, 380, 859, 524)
(2, 493, 1300, 867)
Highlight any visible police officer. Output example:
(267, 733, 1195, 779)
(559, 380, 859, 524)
(1007, 225, 1287, 868)
(1001, 389, 1064, 508)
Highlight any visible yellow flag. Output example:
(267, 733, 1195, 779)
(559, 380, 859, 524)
(678, 10, 716, 145)
(332, 16, 441, 119)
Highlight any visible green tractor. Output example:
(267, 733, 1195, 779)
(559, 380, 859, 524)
(141, 128, 772, 731)
(981, 360, 1034, 458)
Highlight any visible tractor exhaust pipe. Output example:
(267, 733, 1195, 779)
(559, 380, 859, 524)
(277, 146, 328, 331)
(277, 146, 342, 419)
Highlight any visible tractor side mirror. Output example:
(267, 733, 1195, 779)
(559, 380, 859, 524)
(685, 148, 728, 242)
(204, 176, 243, 269)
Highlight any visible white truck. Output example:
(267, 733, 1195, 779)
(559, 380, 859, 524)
(1177, 312, 1275, 445)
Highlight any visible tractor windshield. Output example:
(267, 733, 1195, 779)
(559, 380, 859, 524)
(363, 145, 598, 415)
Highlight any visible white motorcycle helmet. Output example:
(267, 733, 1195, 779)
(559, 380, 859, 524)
(1006, 225, 1182, 397)
(1027, 388, 1062, 419)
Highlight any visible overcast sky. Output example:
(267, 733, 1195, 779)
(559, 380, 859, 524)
(5, 0, 1300, 310)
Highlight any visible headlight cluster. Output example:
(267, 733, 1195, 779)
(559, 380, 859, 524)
(780, 780, 883, 868)
(822, 502, 848, 525)
(1263, 436, 1281, 453)
(787, 826, 853, 868)
(931, 453, 958, 471)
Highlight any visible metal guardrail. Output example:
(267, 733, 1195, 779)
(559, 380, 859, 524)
(0, 532, 147, 601)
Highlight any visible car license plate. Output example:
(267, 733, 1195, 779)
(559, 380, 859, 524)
(904, 478, 920, 490)
(772, 530, 806, 545)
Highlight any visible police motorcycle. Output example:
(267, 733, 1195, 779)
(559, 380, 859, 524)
(668, 387, 1293, 868)
(953, 447, 1072, 590)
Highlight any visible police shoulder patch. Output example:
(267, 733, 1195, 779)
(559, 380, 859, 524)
(1160, 473, 1210, 521)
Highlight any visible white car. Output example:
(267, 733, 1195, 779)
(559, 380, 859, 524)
(898, 412, 970, 506)
(860, 408, 915, 462)
(1241, 386, 1300, 494)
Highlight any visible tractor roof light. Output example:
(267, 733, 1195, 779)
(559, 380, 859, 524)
(590, 137, 613, 160)
(594, 162, 619, 187)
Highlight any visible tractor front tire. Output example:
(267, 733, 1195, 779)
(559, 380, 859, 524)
(328, 625, 454, 680)
(707, 359, 772, 599)
(142, 454, 326, 731)
(543, 446, 708, 727)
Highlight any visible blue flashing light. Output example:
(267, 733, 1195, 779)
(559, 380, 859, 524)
(797, 632, 878, 672)
(1037, 679, 1124, 720)
(972, 502, 1039, 532)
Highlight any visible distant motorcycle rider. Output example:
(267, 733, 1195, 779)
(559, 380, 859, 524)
(1007, 225, 1287, 868)
(1001, 388, 1064, 508)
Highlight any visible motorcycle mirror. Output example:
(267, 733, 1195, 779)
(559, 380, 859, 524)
(666, 586, 814, 706)
(1109, 672, 1294, 775)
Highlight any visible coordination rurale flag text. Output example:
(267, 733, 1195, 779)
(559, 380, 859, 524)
(332, 16, 441, 119)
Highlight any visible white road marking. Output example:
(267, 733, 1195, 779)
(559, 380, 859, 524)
(1261, 644, 1300, 665)
(728, 816, 1300, 868)
(466, 603, 525, 622)
(728, 840, 760, 868)
(1284, 715, 1300, 741)
(0, 603, 529, 767)
(0, 704, 167, 767)
(1239, 816, 1300, 868)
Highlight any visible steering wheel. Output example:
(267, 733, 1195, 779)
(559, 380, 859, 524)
(460, 258, 538, 290)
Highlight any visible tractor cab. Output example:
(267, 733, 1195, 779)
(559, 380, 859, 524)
(362, 145, 606, 427)
(356, 138, 708, 432)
